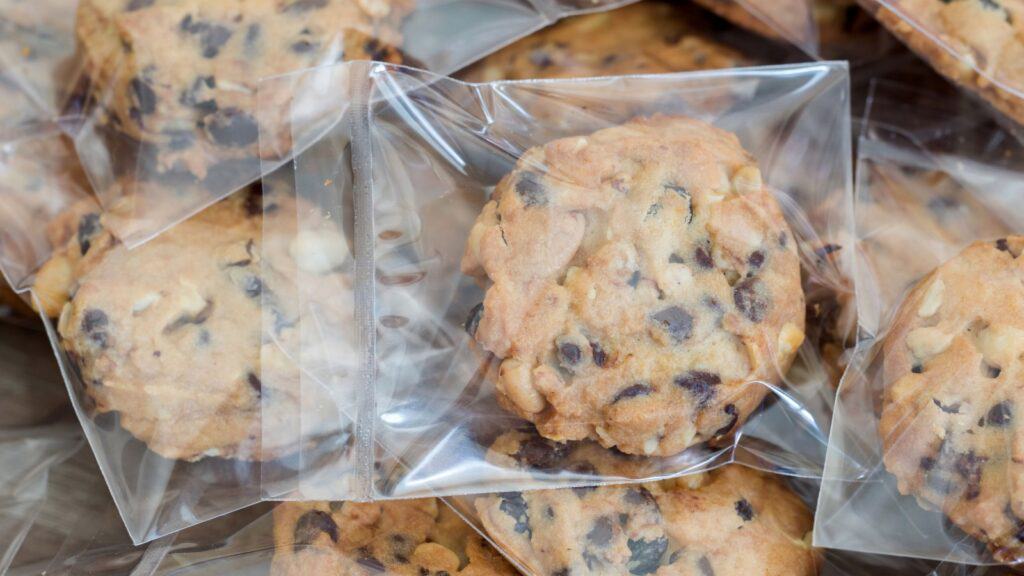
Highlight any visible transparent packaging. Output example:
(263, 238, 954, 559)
(856, 0, 1024, 132)
(257, 60, 853, 502)
(816, 81, 1024, 566)
(690, 0, 818, 55)
(62, 0, 665, 248)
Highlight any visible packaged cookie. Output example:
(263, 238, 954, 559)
(815, 83, 1024, 567)
(61, 0, 668, 248)
(257, 61, 852, 501)
(856, 0, 1024, 132)
(689, 0, 817, 54)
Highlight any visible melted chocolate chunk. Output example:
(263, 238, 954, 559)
(623, 486, 658, 509)
(713, 404, 739, 437)
(244, 276, 263, 298)
(747, 250, 765, 270)
(515, 172, 547, 207)
(733, 277, 769, 323)
(77, 213, 102, 255)
(293, 510, 338, 551)
(513, 436, 570, 471)
(559, 341, 582, 366)
(590, 341, 608, 367)
(954, 451, 987, 500)
(203, 107, 259, 147)
(613, 383, 653, 403)
(986, 401, 1013, 426)
(932, 398, 960, 414)
(675, 370, 720, 408)
(920, 456, 936, 471)
(650, 306, 693, 342)
(626, 537, 668, 575)
(465, 303, 484, 338)
(694, 245, 714, 269)
(499, 492, 532, 536)
(911, 364, 924, 374)
(997, 238, 1010, 252)
(628, 270, 642, 288)
(734, 498, 754, 521)
(162, 300, 214, 333)
(81, 309, 110, 349)
(587, 516, 614, 546)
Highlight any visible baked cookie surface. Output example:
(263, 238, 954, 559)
(271, 499, 518, 576)
(881, 236, 1024, 563)
(75, 0, 409, 181)
(47, 183, 352, 461)
(459, 1, 747, 82)
(461, 116, 805, 457)
(867, 0, 1024, 126)
(474, 464, 817, 576)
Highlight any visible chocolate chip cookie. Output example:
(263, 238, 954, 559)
(75, 0, 410, 184)
(45, 182, 352, 461)
(865, 0, 1024, 127)
(271, 499, 518, 576)
(880, 236, 1024, 563)
(474, 464, 817, 576)
(458, 1, 748, 82)
(461, 116, 805, 457)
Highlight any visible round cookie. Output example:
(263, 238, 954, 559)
(867, 0, 1024, 127)
(459, 1, 748, 82)
(75, 0, 410, 183)
(881, 236, 1024, 563)
(461, 116, 805, 457)
(51, 183, 353, 461)
(474, 464, 817, 576)
(271, 499, 518, 576)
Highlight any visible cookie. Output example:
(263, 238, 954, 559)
(474, 464, 817, 576)
(866, 0, 1024, 127)
(461, 116, 805, 457)
(458, 1, 748, 82)
(271, 499, 518, 576)
(45, 183, 353, 461)
(690, 0, 812, 45)
(880, 236, 1024, 563)
(75, 0, 410, 183)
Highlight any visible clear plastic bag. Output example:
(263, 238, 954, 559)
(689, 0, 817, 55)
(815, 81, 1024, 566)
(61, 0, 679, 248)
(0, 0, 80, 138)
(855, 0, 1024, 133)
(257, 60, 853, 502)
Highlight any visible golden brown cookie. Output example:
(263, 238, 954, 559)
(881, 236, 1024, 564)
(461, 116, 805, 457)
(271, 499, 518, 576)
(459, 1, 748, 82)
(474, 464, 818, 576)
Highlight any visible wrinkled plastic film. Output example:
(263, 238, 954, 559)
(816, 82, 1024, 565)
(265, 61, 852, 502)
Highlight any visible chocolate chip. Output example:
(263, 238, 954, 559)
(733, 277, 769, 323)
(932, 398, 960, 414)
(920, 456, 936, 471)
(282, 0, 328, 12)
(675, 371, 720, 407)
(247, 372, 262, 396)
(713, 404, 739, 437)
(955, 451, 987, 500)
(129, 78, 157, 115)
(623, 487, 657, 508)
(559, 341, 582, 366)
(911, 364, 923, 374)
(293, 510, 338, 550)
(646, 204, 661, 217)
(668, 253, 684, 264)
(357, 557, 386, 572)
(465, 303, 483, 337)
(77, 213, 102, 255)
(613, 383, 653, 403)
(984, 362, 1002, 378)
(126, 0, 155, 10)
(694, 245, 714, 269)
(81, 309, 110, 349)
(291, 39, 316, 53)
(244, 276, 263, 298)
(552, 569, 570, 576)
(626, 537, 668, 575)
(203, 107, 259, 147)
(734, 498, 754, 521)
(650, 306, 693, 342)
(245, 23, 261, 48)
(587, 517, 614, 546)
(747, 250, 765, 270)
(498, 492, 531, 536)
(698, 556, 715, 576)
(513, 436, 570, 471)
(628, 270, 642, 288)
(162, 300, 214, 334)
(997, 238, 1010, 252)
(201, 25, 232, 58)
(515, 172, 546, 207)
(590, 341, 608, 367)
(180, 76, 217, 114)
(986, 401, 1013, 426)
(529, 50, 553, 68)
(778, 232, 788, 248)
